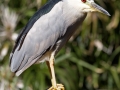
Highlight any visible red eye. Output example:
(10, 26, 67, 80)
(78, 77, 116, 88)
(81, 0, 86, 3)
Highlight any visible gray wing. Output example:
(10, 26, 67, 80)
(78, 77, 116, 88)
(10, 1, 65, 76)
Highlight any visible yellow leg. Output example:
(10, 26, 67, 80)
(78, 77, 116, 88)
(46, 55, 64, 90)
(46, 56, 57, 88)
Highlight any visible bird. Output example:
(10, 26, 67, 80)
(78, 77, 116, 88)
(10, 0, 110, 89)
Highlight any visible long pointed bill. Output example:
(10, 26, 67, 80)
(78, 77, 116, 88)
(90, 2, 110, 16)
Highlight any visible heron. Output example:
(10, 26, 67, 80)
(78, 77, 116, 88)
(10, 0, 110, 89)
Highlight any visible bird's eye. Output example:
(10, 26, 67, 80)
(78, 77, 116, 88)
(81, 0, 86, 3)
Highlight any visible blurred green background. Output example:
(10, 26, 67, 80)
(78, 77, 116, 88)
(0, 0, 120, 90)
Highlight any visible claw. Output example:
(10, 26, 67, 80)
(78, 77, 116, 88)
(48, 84, 65, 90)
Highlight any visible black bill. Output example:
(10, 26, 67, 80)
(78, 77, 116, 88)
(91, 2, 110, 16)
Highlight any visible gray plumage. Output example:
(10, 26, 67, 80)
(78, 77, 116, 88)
(10, 0, 110, 76)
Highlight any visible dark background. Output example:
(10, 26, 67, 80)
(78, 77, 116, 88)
(0, 0, 120, 90)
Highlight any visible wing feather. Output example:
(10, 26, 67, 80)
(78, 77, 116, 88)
(10, 0, 64, 75)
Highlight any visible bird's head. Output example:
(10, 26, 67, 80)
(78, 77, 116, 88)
(69, 0, 110, 16)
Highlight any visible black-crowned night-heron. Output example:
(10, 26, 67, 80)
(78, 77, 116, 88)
(10, 0, 110, 89)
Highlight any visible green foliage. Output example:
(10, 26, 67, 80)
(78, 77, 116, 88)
(0, 0, 120, 90)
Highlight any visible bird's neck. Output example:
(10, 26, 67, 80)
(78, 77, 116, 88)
(62, 1, 87, 27)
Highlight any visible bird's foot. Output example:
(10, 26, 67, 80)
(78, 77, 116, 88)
(48, 84, 64, 90)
